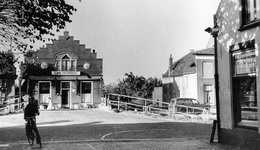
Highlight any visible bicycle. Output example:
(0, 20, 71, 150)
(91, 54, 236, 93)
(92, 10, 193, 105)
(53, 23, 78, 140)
(25, 116, 42, 148)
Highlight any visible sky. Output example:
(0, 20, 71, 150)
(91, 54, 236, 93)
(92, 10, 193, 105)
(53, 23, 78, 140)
(35, 0, 220, 85)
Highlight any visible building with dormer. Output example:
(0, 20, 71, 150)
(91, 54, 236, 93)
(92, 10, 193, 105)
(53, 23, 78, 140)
(21, 31, 103, 109)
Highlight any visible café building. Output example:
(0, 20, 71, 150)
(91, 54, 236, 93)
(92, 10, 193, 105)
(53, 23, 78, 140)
(22, 31, 103, 109)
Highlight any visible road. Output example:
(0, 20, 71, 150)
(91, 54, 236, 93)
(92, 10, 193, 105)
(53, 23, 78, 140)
(0, 106, 243, 150)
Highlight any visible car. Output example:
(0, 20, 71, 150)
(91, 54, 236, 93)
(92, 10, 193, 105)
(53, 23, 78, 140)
(169, 98, 210, 114)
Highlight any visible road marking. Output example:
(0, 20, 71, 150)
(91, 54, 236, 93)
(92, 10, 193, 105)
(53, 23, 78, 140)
(0, 144, 9, 147)
(101, 129, 144, 140)
(76, 143, 97, 150)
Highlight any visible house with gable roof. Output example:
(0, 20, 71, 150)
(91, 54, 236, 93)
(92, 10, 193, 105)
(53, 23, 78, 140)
(162, 48, 215, 108)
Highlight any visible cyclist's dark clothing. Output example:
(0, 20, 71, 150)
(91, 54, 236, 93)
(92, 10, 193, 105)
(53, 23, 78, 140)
(24, 101, 41, 145)
(24, 102, 39, 119)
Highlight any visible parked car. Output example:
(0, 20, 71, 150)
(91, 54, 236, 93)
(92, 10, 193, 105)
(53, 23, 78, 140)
(169, 98, 210, 114)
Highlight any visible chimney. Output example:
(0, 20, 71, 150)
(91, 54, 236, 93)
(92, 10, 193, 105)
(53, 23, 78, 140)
(168, 54, 173, 76)
(64, 31, 69, 37)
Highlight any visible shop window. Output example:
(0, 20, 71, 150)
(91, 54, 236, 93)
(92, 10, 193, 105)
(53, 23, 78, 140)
(81, 82, 92, 103)
(233, 50, 256, 75)
(232, 49, 257, 127)
(202, 62, 213, 78)
(241, 0, 260, 29)
(39, 82, 51, 103)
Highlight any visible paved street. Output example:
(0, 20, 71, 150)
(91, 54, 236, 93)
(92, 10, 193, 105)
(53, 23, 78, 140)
(0, 107, 243, 149)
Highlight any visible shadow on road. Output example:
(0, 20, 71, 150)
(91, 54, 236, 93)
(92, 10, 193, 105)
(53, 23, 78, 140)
(0, 121, 214, 143)
(37, 120, 71, 125)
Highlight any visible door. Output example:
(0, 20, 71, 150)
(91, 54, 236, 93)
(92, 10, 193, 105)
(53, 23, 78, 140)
(61, 81, 70, 108)
(62, 90, 69, 105)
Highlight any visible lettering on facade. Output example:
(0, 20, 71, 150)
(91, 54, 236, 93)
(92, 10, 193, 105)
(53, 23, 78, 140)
(51, 71, 80, 75)
(233, 50, 256, 75)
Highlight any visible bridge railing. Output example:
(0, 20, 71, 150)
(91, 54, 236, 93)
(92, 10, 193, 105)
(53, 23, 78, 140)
(0, 96, 27, 115)
(104, 94, 210, 120)
(105, 93, 169, 113)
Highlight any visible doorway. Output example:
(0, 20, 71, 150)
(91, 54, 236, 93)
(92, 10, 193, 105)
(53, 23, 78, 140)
(204, 85, 214, 105)
(61, 81, 70, 108)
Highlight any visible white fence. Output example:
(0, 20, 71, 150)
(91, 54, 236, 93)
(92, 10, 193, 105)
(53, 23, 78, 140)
(0, 96, 27, 115)
(104, 94, 211, 121)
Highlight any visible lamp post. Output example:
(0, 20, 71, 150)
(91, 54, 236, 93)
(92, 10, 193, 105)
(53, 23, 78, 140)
(205, 23, 221, 143)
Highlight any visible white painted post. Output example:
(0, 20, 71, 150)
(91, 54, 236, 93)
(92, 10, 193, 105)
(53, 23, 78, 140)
(172, 103, 176, 119)
(117, 95, 120, 110)
(145, 99, 147, 114)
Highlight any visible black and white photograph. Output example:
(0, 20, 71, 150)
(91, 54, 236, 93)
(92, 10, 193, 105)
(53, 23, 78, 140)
(0, 0, 259, 149)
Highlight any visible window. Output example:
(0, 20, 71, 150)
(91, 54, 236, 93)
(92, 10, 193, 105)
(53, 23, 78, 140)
(81, 82, 92, 103)
(55, 54, 77, 71)
(62, 82, 70, 89)
(202, 62, 213, 78)
(233, 77, 257, 126)
(39, 82, 51, 103)
(241, 0, 260, 27)
(232, 49, 257, 127)
(192, 100, 199, 105)
(82, 82, 91, 94)
(233, 50, 256, 75)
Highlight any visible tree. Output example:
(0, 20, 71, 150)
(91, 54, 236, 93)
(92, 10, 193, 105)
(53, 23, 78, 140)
(0, 51, 17, 96)
(0, 0, 76, 51)
(0, 51, 16, 76)
(104, 72, 162, 100)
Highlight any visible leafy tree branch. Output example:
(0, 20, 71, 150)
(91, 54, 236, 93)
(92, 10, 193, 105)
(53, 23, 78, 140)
(0, 0, 76, 52)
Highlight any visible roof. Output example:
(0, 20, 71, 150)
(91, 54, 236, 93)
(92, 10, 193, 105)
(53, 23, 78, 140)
(163, 47, 214, 77)
(193, 48, 214, 55)
(21, 31, 103, 78)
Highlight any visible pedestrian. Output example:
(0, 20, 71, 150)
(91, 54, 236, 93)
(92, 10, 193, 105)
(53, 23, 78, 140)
(47, 97, 52, 110)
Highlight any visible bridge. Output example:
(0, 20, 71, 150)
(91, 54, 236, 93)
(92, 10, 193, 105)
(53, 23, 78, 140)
(105, 94, 212, 122)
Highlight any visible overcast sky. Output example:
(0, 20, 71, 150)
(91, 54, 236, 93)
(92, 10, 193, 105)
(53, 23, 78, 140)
(36, 0, 220, 84)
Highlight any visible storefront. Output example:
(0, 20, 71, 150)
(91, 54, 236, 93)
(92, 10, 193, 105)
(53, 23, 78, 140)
(231, 45, 257, 127)
(213, 0, 260, 148)
(22, 31, 103, 109)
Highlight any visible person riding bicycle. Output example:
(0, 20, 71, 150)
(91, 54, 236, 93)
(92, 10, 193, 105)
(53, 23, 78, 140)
(24, 96, 41, 146)
(24, 96, 40, 119)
